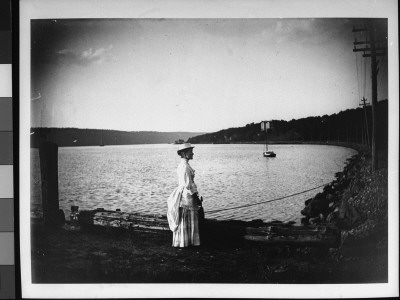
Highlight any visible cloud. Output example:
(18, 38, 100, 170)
(274, 19, 320, 44)
(274, 19, 357, 45)
(56, 45, 114, 66)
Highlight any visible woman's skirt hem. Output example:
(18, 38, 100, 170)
(172, 207, 200, 247)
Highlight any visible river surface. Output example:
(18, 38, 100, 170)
(31, 144, 357, 223)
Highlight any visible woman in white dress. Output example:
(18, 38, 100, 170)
(167, 143, 203, 247)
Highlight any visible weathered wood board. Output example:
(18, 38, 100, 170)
(244, 224, 340, 247)
(74, 209, 341, 247)
(78, 210, 170, 231)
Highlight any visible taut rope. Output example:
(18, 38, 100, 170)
(206, 182, 330, 215)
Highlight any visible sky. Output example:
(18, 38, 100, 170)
(31, 18, 388, 132)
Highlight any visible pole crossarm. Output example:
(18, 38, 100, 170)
(359, 97, 370, 107)
(353, 40, 370, 45)
(353, 40, 387, 45)
(353, 47, 387, 52)
(363, 53, 387, 57)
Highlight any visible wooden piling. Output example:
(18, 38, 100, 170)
(39, 141, 63, 226)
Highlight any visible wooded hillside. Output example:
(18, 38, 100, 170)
(188, 100, 388, 148)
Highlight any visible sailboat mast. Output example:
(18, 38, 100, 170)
(261, 120, 276, 157)
(261, 120, 270, 152)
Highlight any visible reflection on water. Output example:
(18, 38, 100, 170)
(31, 144, 356, 223)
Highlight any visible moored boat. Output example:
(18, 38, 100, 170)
(173, 139, 185, 144)
(263, 150, 276, 157)
(261, 121, 276, 158)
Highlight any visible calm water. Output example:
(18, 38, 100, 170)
(31, 144, 357, 223)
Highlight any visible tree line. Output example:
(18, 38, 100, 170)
(187, 100, 388, 149)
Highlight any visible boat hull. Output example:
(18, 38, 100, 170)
(263, 151, 276, 157)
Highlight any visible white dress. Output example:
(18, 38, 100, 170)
(167, 158, 201, 247)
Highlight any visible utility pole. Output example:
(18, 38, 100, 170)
(360, 96, 370, 147)
(353, 20, 387, 171)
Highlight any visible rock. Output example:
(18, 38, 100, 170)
(300, 217, 310, 225)
(309, 216, 322, 224)
(348, 219, 378, 239)
(326, 211, 337, 223)
(301, 193, 330, 218)
(335, 197, 364, 230)
(323, 184, 334, 194)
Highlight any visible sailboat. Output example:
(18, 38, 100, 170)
(263, 140, 276, 158)
(261, 121, 276, 157)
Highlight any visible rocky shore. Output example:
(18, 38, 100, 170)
(31, 147, 388, 284)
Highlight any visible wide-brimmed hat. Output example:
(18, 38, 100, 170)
(177, 143, 194, 154)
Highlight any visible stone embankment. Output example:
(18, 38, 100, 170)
(300, 150, 388, 256)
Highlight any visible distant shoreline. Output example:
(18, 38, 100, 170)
(190, 141, 370, 153)
(32, 140, 371, 154)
